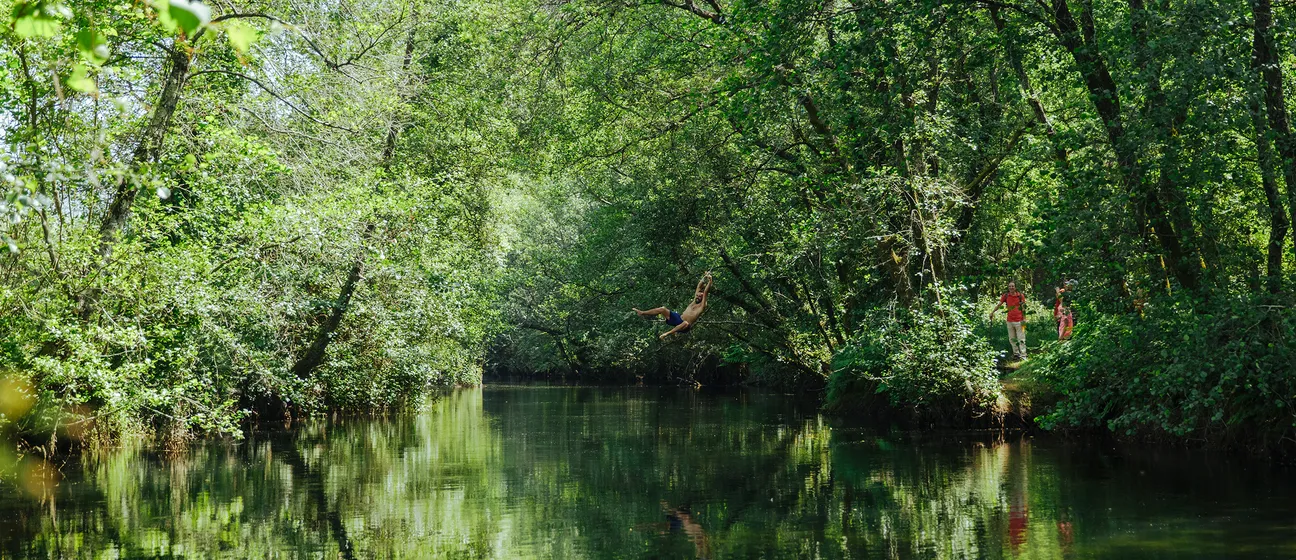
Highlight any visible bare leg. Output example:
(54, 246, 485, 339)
(634, 307, 670, 318)
(659, 320, 690, 339)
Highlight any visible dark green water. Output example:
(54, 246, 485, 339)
(2, 386, 1295, 559)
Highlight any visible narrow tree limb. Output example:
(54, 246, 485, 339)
(209, 235, 306, 276)
(239, 107, 344, 148)
(206, 13, 333, 65)
(657, 0, 725, 23)
(186, 70, 358, 134)
(291, 225, 373, 380)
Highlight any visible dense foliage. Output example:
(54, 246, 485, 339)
(0, 0, 509, 445)
(826, 303, 1001, 424)
(3, 0, 1296, 452)
(482, 0, 1296, 450)
(1030, 295, 1296, 449)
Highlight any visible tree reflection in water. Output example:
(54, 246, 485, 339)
(2, 387, 1295, 559)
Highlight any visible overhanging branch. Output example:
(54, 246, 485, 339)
(186, 69, 358, 134)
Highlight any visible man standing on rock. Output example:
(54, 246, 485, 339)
(989, 281, 1029, 359)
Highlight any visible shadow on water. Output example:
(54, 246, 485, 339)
(1, 385, 1296, 558)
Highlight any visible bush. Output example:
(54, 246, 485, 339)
(826, 304, 1002, 424)
(1028, 294, 1296, 452)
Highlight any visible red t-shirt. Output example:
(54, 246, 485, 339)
(1000, 292, 1025, 322)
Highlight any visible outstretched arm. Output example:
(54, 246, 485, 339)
(699, 269, 714, 286)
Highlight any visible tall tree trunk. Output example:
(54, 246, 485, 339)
(381, 20, 419, 170)
(291, 14, 419, 381)
(989, 6, 1067, 165)
(1047, 0, 1199, 293)
(1250, 0, 1290, 293)
(1251, 0, 1296, 265)
(1251, 113, 1287, 294)
(98, 46, 192, 259)
(1128, 0, 1203, 291)
(77, 44, 192, 320)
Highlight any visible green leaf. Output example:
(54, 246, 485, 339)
(13, 16, 61, 37)
(11, 1, 64, 38)
(66, 63, 97, 94)
(153, 0, 177, 32)
(75, 29, 109, 64)
(225, 20, 260, 53)
(166, 0, 210, 36)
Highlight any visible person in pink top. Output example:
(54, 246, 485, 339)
(1054, 281, 1075, 340)
(989, 281, 1029, 359)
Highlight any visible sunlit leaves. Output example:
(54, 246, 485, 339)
(9, 0, 69, 38)
(75, 28, 109, 64)
(0, 168, 51, 253)
(224, 20, 260, 53)
(153, 0, 210, 36)
(0, 0, 509, 444)
(65, 62, 96, 93)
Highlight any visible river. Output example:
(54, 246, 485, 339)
(2, 386, 1294, 558)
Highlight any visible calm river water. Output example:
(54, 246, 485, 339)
(2, 386, 1295, 558)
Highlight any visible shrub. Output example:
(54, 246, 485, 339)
(1028, 294, 1296, 452)
(826, 304, 1001, 424)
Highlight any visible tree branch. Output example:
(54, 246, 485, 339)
(207, 13, 333, 64)
(657, 0, 726, 24)
(186, 69, 358, 134)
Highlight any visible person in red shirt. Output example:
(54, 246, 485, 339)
(989, 281, 1029, 359)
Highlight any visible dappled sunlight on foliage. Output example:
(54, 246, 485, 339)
(0, 0, 508, 442)
(1028, 294, 1296, 451)
(826, 303, 1001, 423)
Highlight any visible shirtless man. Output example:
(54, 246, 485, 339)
(634, 272, 712, 340)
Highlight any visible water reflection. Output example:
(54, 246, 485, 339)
(1, 387, 1295, 558)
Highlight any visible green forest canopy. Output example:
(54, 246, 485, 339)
(1, 0, 1294, 449)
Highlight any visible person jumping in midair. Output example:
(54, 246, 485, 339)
(634, 272, 712, 340)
